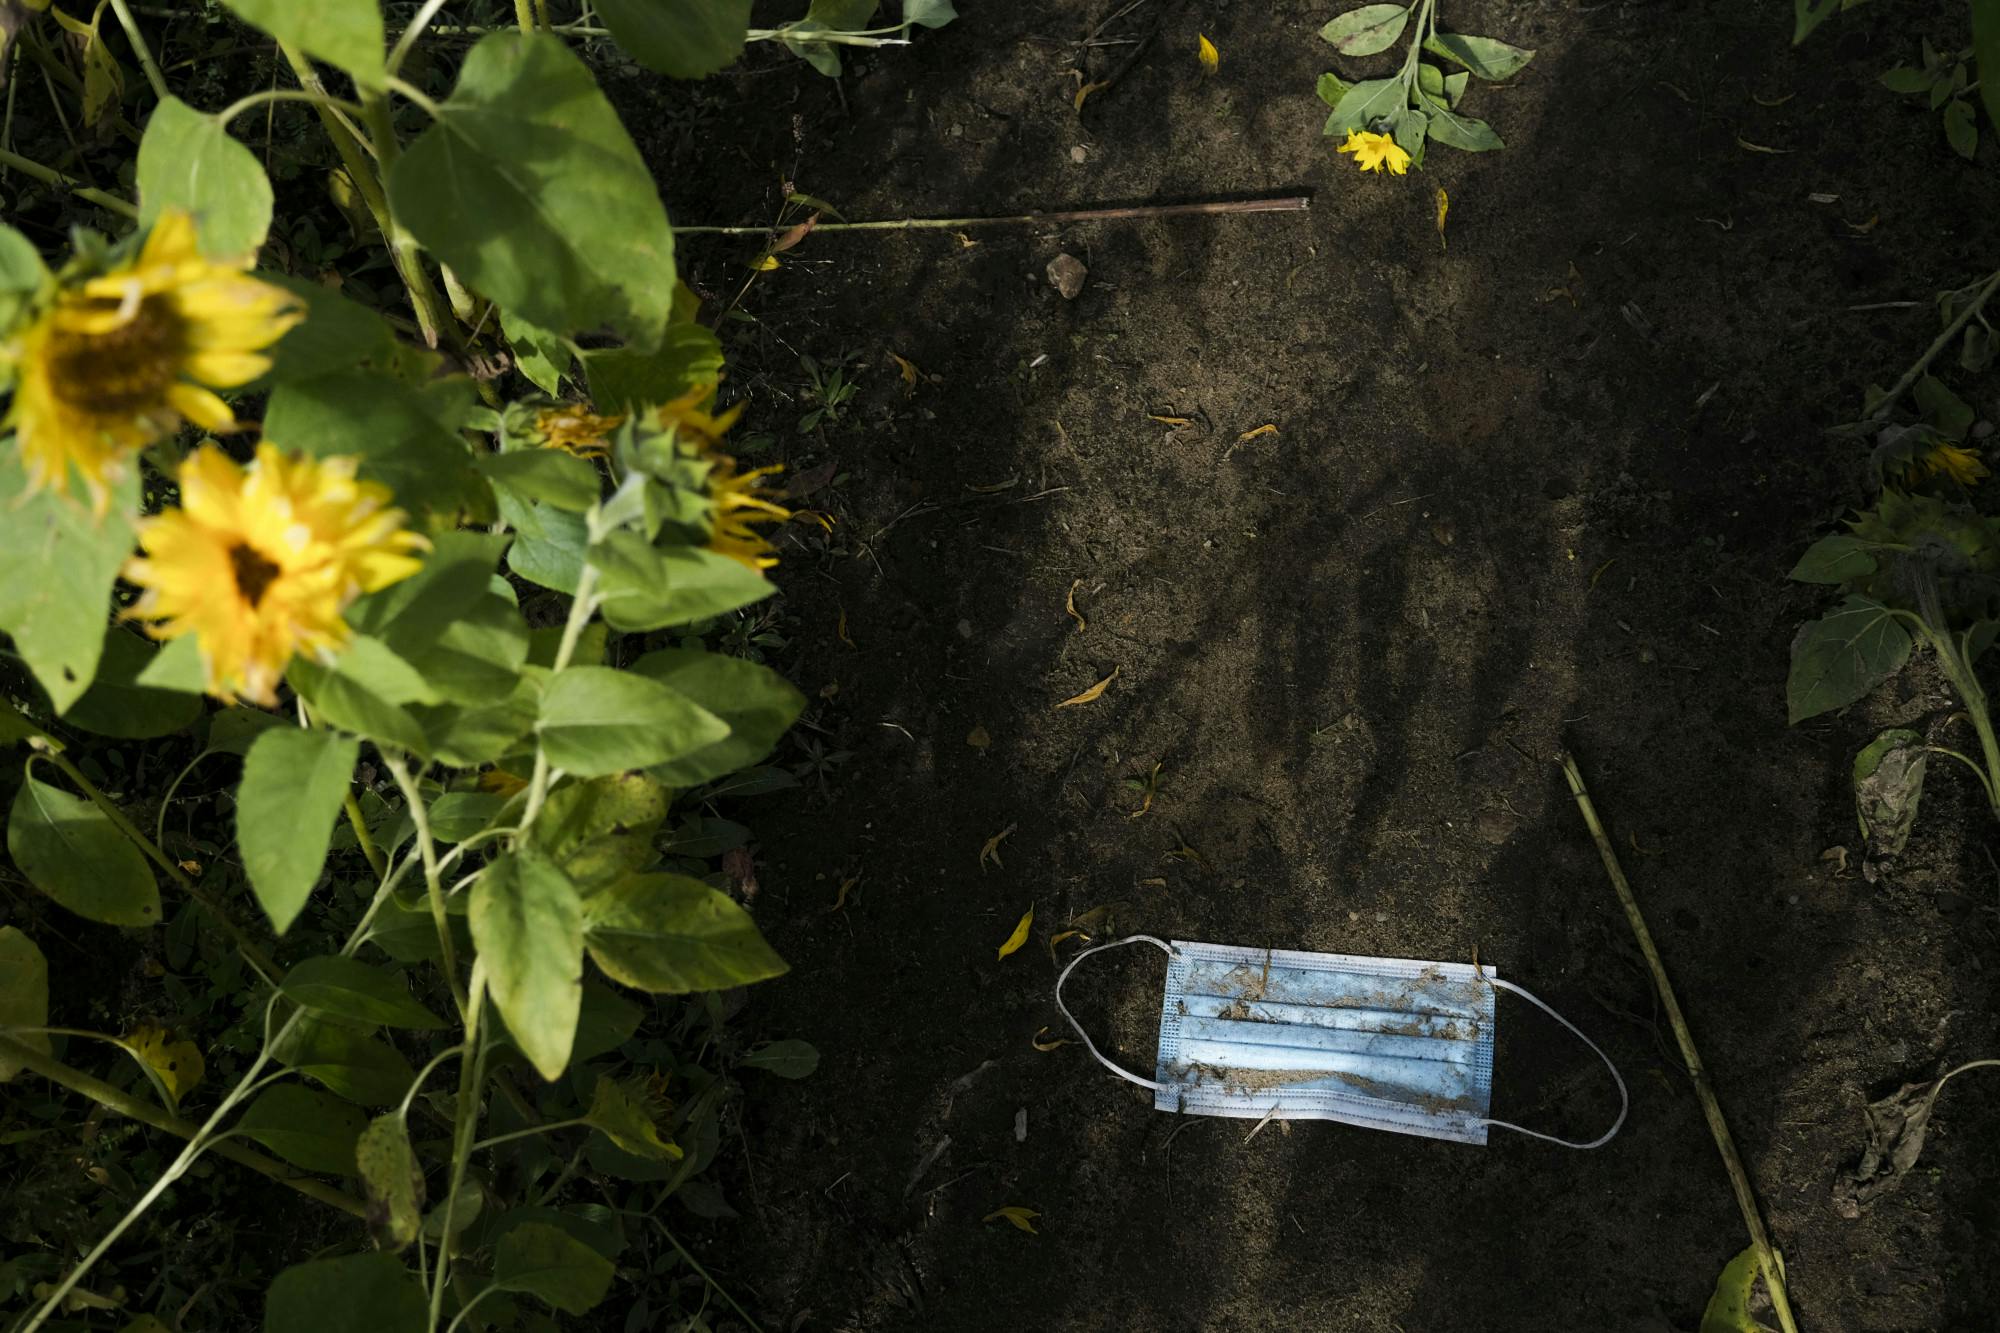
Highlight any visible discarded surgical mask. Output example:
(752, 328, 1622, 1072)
(1055, 936, 1627, 1148)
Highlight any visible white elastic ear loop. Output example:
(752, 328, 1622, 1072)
(1053, 934, 1177, 1093)
(1472, 978, 1629, 1150)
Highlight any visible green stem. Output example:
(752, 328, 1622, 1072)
(1559, 752, 1800, 1333)
(28, 745, 279, 982)
(513, 0, 535, 29)
(357, 87, 456, 352)
(649, 1220, 768, 1333)
(383, 753, 469, 1021)
(344, 788, 389, 882)
(386, 0, 453, 74)
(429, 958, 489, 1333)
(519, 563, 601, 831)
(0, 146, 138, 217)
(0, 1034, 365, 1218)
(1932, 641, 2000, 817)
(1922, 745, 1997, 805)
(217, 87, 360, 127)
(105, 0, 169, 102)
(1869, 266, 2000, 422)
(469, 1117, 588, 1153)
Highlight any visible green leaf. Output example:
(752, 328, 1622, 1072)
(135, 96, 273, 257)
(288, 638, 431, 756)
(264, 368, 482, 518)
(1319, 4, 1409, 57)
(1787, 596, 1912, 724)
(272, 1016, 418, 1107)
(471, 850, 584, 1081)
(904, 0, 956, 27)
(1878, 65, 1934, 94)
(236, 1084, 368, 1175)
(1700, 1244, 1784, 1333)
(411, 679, 539, 768)
(573, 981, 643, 1063)
(361, 887, 468, 966)
(1914, 374, 1976, 440)
(0, 928, 50, 1081)
(0, 223, 48, 336)
(355, 1114, 425, 1250)
(223, 0, 384, 89)
(388, 33, 675, 342)
(1386, 105, 1429, 158)
(259, 277, 400, 384)
(1315, 72, 1351, 108)
(64, 629, 203, 739)
(265, 1253, 427, 1333)
(533, 772, 668, 888)
(1976, 0, 2000, 135)
(7, 771, 160, 926)
(1789, 535, 1877, 585)
(238, 728, 358, 934)
(1853, 728, 1927, 858)
(1942, 97, 1978, 159)
(583, 873, 788, 993)
(630, 648, 804, 786)
(580, 324, 724, 412)
(501, 308, 572, 395)
(494, 1220, 616, 1314)
(536, 666, 729, 778)
(347, 531, 509, 649)
(500, 494, 590, 595)
(1323, 76, 1403, 138)
(1423, 103, 1505, 151)
(1416, 62, 1470, 107)
(282, 955, 445, 1031)
(595, 539, 776, 632)
(1423, 31, 1535, 80)
(0, 463, 137, 713)
(207, 705, 286, 756)
(739, 1039, 819, 1079)
(585, 1076, 681, 1159)
(426, 791, 509, 843)
(594, 0, 751, 78)
(478, 449, 603, 513)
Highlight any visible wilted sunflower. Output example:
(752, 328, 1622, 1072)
(1903, 440, 1989, 489)
(123, 443, 427, 706)
(532, 405, 626, 458)
(3, 210, 301, 513)
(1337, 129, 1412, 175)
(656, 387, 791, 570)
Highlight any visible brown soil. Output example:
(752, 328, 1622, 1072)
(625, 2, 2000, 1328)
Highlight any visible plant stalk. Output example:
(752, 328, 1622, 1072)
(344, 788, 389, 881)
(1868, 266, 2000, 422)
(104, 0, 169, 102)
(384, 753, 470, 1021)
(1559, 752, 1800, 1333)
(0, 145, 137, 217)
(0, 1034, 365, 1218)
(671, 195, 1311, 237)
(429, 957, 489, 1333)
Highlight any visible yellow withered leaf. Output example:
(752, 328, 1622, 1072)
(751, 254, 782, 271)
(832, 875, 859, 912)
(1032, 1027, 1075, 1052)
(836, 606, 855, 647)
(967, 724, 992, 750)
(1056, 667, 1118, 708)
(1236, 424, 1277, 444)
(1069, 902, 1126, 935)
(1065, 578, 1087, 632)
(979, 822, 1017, 871)
(123, 1025, 203, 1110)
(1073, 80, 1109, 112)
(890, 352, 919, 393)
(984, 1206, 1041, 1233)
(1435, 188, 1449, 248)
(1197, 33, 1219, 76)
(996, 906, 1034, 960)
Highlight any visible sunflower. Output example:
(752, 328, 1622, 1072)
(532, 405, 625, 458)
(2, 210, 301, 513)
(1902, 441, 1989, 489)
(1338, 129, 1413, 176)
(123, 443, 427, 706)
(655, 387, 791, 570)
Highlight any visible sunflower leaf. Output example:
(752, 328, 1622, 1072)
(593, 0, 751, 78)
(237, 728, 358, 935)
(136, 98, 274, 257)
(470, 850, 584, 1082)
(0, 462, 137, 713)
(7, 770, 161, 926)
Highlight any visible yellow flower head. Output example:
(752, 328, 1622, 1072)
(656, 386, 791, 571)
(532, 405, 626, 458)
(1903, 441, 1989, 489)
(3, 211, 301, 513)
(1338, 129, 1413, 176)
(123, 443, 427, 705)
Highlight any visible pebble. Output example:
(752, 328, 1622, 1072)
(1047, 253, 1088, 300)
(1070, 145, 1087, 163)
(956, 618, 973, 639)
(1014, 1108, 1028, 1142)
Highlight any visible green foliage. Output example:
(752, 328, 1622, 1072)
(470, 850, 584, 1081)
(239, 729, 362, 934)
(1314, 0, 1527, 163)
(136, 97, 274, 256)
(0, 467, 138, 714)
(8, 768, 161, 926)
(595, 0, 754, 78)
(264, 1254, 427, 1333)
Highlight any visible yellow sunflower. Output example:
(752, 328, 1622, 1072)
(656, 387, 791, 570)
(3, 210, 301, 513)
(1338, 129, 1413, 176)
(1903, 441, 1989, 489)
(533, 405, 625, 458)
(123, 443, 427, 706)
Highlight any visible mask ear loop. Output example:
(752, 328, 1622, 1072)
(1471, 977, 1629, 1150)
(1053, 935, 1178, 1093)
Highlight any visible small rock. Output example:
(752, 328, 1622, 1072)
(1431, 519, 1456, 546)
(1070, 145, 1087, 163)
(1047, 253, 1088, 300)
(1013, 1108, 1027, 1142)
(956, 618, 973, 639)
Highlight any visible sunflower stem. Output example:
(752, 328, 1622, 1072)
(216, 87, 362, 128)
(105, 0, 169, 103)
(27, 743, 279, 982)
(0, 145, 137, 218)
(428, 957, 489, 1333)
(343, 787, 388, 881)
(519, 563, 601, 834)
(383, 753, 470, 1022)
(513, 0, 535, 30)
(1869, 266, 2000, 423)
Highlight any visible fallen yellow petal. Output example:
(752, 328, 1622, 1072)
(751, 254, 781, 271)
(1435, 188, 1449, 249)
(997, 906, 1034, 960)
(979, 822, 1017, 871)
(1197, 33, 1219, 76)
(890, 352, 919, 393)
(1032, 1027, 1075, 1052)
(836, 606, 855, 647)
(1073, 80, 1108, 112)
(1065, 578, 1088, 632)
(984, 1206, 1041, 1233)
(832, 875, 859, 912)
(1235, 424, 1277, 443)
(1056, 667, 1118, 708)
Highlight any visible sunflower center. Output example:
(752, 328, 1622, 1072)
(228, 542, 283, 608)
(47, 295, 188, 415)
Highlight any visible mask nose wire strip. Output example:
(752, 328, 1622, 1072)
(1472, 978, 1629, 1150)
(1053, 935, 1178, 1093)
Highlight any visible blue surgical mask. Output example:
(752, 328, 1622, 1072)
(1055, 936, 1626, 1148)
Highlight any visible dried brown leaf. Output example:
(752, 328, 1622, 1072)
(1065, 578, 1087, 632)
(979, 823, 1017, 871)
